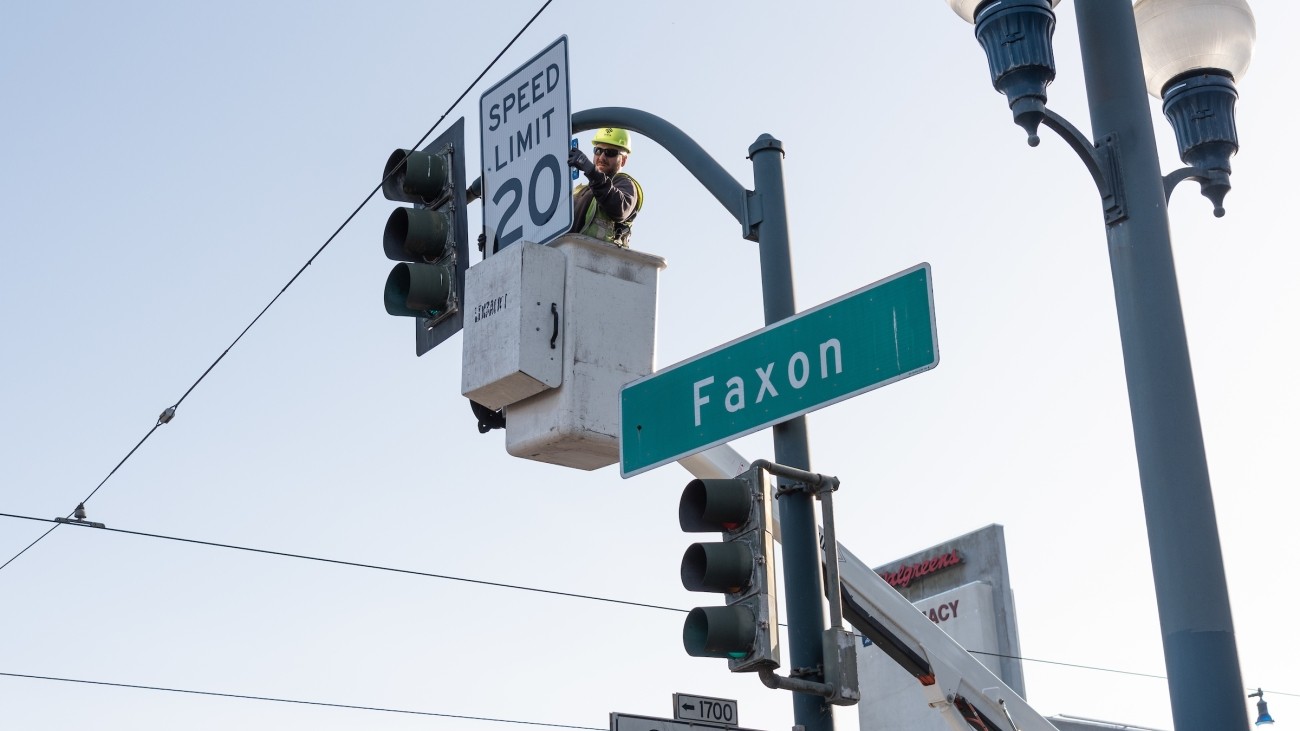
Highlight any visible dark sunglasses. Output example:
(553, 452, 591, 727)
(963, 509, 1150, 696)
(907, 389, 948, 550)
(592, 147, 623, 158)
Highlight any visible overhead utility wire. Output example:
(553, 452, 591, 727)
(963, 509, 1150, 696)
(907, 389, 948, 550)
(0, 512, 683, 614)
(4, 511, 1289, 699)
(969, 651, 1299, 700)
(0, 524, 57, 574)
(0, 423, 162, 573)
(968, 650, 1166, 681)
(0, 0, 555, 577)
(0, 671, 603, 730)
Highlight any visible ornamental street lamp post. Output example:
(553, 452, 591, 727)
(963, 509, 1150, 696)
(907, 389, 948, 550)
(945, 1, 1256, 729)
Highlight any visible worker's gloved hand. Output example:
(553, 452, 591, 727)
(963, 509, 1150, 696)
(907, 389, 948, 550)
(568, 147, 596, 177)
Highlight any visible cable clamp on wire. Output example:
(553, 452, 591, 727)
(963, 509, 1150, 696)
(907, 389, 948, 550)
(54, 502, 106, 529)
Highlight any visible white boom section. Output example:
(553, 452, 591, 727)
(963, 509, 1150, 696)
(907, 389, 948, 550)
(677, 445, 1059, 731)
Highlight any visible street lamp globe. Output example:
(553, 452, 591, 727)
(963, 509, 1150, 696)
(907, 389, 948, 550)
(1133, 0, 1256, 98)
(1135, 0, 1256, 215)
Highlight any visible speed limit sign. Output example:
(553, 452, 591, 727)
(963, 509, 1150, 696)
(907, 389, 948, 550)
(479, 36, 572, 253)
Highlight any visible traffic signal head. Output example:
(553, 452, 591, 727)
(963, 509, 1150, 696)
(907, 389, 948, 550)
(381, 117, 469, 356)
(678, 469, 780, 672)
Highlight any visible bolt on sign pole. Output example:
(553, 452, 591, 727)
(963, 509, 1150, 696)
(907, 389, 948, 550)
(576, 108, 833, 731)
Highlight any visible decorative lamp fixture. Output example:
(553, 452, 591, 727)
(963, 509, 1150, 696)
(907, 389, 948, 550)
(1249, 689, 1275, 726)
(1134, 0, 1256, 215)
(947, 0, 1063, 145)
(943, 2, 1256, 726)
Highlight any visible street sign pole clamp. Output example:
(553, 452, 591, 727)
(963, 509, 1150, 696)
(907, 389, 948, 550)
(748, 460, 860, 708)
(754, 460, 838, 498)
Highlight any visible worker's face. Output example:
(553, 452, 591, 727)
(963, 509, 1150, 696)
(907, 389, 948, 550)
(592, 145, 626, 175)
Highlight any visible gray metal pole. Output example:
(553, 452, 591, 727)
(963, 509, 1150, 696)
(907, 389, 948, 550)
(1074, 4, 1247, 730)
(569, 109, 834, 730)
(750, 135, 833, 731)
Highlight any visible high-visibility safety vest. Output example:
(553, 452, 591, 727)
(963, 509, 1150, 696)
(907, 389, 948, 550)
(574, 173, 644, 247)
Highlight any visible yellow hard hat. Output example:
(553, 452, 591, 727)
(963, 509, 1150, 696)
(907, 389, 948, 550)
(592, 127, 631, 153)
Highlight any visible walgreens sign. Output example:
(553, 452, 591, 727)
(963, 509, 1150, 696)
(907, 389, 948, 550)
(878, 549, 963, 588)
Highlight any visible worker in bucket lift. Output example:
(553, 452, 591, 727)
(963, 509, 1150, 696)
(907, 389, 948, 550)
(566, 128, 643, 247)
(469, 128, 645, 434)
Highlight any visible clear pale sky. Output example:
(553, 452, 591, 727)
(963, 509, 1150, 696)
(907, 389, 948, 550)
(1, 2, 1295, 730)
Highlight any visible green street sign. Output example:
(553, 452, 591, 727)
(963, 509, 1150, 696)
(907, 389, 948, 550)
(620, 264, 938, 477)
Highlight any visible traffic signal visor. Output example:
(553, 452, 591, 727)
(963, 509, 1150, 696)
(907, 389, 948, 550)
(383, 147, 452, 206)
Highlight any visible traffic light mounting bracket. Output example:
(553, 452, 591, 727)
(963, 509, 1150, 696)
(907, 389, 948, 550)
(749, 460, 861, 707)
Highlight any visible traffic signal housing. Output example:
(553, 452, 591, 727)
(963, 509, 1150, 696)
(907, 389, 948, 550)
(679, 467, 780, 672)
(382, 117, 469, 356)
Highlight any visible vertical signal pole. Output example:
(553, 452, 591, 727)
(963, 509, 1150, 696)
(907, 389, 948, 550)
(572, 108, 837, 727)
(749, 135, 833, 731)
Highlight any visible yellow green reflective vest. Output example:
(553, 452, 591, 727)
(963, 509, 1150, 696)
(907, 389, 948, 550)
(574, 173, 643, 247)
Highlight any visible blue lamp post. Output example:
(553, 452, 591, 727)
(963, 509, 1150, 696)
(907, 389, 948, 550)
(944, 1, 1256, 730)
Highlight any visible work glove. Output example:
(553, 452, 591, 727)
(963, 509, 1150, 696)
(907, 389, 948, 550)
(568, 147, 596, 177)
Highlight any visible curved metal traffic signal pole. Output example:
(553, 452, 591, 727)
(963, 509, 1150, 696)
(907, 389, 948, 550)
(470, 107, 755, 239)
(568, 107, 833, 731)
(571, 107, 757, 240)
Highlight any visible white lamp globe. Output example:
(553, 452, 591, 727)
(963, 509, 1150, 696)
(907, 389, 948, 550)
(1134, 0, 1256, 97)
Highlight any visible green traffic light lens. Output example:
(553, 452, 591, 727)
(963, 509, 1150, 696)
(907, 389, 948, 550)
(683, 606, 756, 659)
(384, 262, 452, 318)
